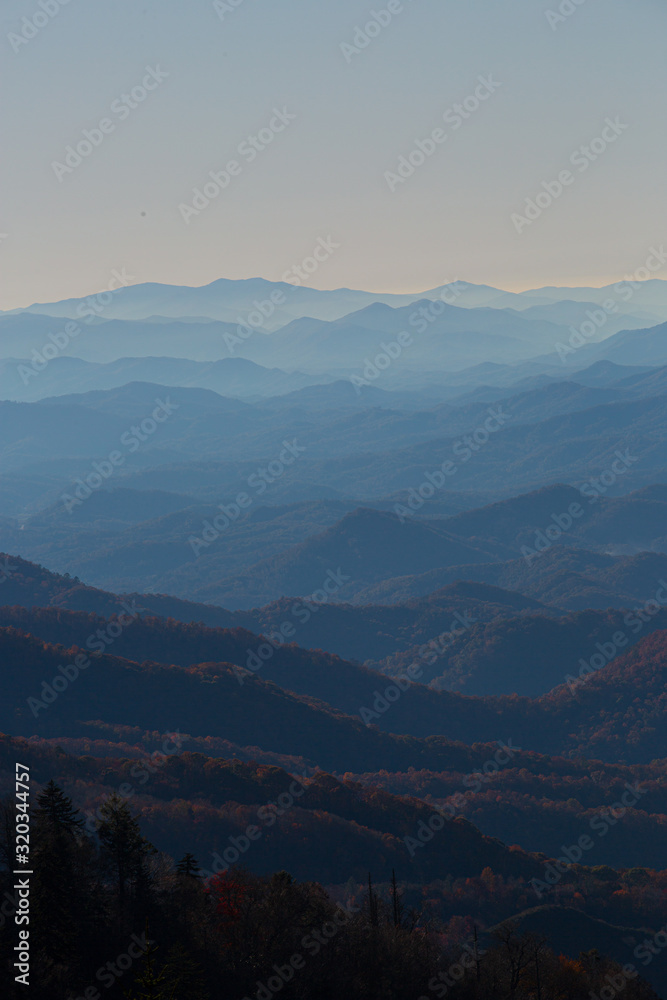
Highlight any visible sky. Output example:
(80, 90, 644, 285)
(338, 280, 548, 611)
(1, 0, 666, 309)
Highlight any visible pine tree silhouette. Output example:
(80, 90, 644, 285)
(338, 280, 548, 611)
(98, 794, 156, 905)
(35, 780, 84, 835)
(124, 927, 175, 1000)
(176, 852, 201, 878)
(32, 781, 92, 988)
(162, 943, 210, 1000)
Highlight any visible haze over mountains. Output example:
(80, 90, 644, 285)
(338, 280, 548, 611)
(4, 277, 667, 392)
(4, 274, 667, 998)
(7, 274, 667, 324)
(2, 279, 667, 611)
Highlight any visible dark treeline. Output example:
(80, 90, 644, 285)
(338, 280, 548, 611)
(0, 782, 660, 999)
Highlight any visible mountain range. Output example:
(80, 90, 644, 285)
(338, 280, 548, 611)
(4, 274, 667, 998)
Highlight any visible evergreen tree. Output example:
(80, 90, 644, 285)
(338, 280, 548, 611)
(35, 780, 84, 837)
(176, 853, 200, 878)
(32, 783, 96, 991)
(124, 934, 174, 1000)
(161, 943, 209, 1000)
(98, 795, 156, 904)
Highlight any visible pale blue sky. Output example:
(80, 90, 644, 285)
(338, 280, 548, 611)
(1, 0, 666, 308)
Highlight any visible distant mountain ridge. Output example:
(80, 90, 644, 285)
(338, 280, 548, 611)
(7, 275, 667, 325)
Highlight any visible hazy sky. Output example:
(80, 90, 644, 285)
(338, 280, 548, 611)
(1, 0, 666, 309)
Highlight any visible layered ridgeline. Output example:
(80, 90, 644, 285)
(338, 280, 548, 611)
(3, 480, 667, 607)
(3, 278, 667, 998)
(2, 749, 665, 999)
(2, 549, 667, 707)
(2, 597, 667, 764)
